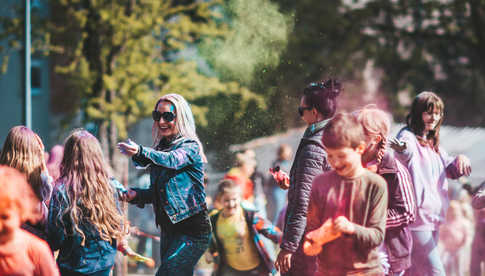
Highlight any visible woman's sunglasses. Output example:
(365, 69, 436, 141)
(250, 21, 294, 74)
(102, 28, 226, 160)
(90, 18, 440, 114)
(152, 111, 176, 122)
(298, 106, 313, 117)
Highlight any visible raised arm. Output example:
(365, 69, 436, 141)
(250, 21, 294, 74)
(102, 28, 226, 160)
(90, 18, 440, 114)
(392, 129, 417, 164)
(134, 140, 201, 170)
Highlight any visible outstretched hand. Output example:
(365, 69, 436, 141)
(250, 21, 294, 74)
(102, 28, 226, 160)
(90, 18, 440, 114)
(119, 189, 137, 202)
(389, 138, 407, 153)
(117, 139, 139, 157)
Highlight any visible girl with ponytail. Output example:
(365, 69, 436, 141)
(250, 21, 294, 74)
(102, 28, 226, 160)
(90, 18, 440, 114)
(357, 106, 416, 275)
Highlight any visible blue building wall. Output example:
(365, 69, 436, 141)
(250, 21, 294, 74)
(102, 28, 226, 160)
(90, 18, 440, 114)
(0, 0, 53, 150)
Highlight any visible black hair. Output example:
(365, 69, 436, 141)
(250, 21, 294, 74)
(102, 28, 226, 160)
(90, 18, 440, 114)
(303, 79, 342, 119)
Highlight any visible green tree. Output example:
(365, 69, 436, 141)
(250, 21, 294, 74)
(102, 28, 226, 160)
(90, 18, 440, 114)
(250, 0, 371, 131)
(0, 0, 269, 175)
(252, 0, 485, 130)
(340, 0, 485, 125)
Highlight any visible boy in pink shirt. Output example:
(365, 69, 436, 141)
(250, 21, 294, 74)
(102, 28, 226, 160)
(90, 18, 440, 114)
(304, 113, 388, 275)
(0, 165, 59, 276)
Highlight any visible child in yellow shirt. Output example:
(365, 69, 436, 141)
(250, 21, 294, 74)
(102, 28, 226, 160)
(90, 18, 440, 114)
(210, 180, 282, 276)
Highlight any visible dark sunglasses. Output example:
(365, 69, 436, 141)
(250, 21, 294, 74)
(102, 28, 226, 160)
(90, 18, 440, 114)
(298, 106, 313, 117)
(308, 82, 326, 89)
(152, 111, 176, 122)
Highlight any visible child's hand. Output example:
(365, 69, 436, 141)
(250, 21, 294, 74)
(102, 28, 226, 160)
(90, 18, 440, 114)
(303, 218, 341, 256)
(118, 236, 156, 268)
(269, 167, 290, 190)
(117, 139, 139, 157)
(119, 189, 137, 202)
(334, 216, 355, 235)
(456, 154, 472, 176)
(389, 138, 407, 153)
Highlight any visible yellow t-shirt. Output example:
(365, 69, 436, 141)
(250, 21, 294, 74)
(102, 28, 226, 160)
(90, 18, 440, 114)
(216, 208, 261, 271)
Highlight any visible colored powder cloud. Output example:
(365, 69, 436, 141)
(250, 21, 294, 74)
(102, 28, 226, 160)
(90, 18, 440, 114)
(202, 0, 293, 84)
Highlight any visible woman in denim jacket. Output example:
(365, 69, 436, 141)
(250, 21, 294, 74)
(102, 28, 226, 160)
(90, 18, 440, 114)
(118, 93, 211, 276)
(47, 130, 125, 276)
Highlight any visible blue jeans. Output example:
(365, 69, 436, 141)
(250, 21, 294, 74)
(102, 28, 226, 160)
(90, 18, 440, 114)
(271, 187, 287, 224)
(156, 229, 211, 276)
(408, 230, 445, 276)
(59, 268, 111, 276)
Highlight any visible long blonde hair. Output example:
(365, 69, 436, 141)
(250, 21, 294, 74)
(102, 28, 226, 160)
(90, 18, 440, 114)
(0, 126, 50, 201)
(152, 93, 207, 162)
(357, 106, 392, 164)
(59, 129, 124, 245)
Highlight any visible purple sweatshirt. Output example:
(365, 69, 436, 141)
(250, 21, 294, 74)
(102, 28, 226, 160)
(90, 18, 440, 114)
(395, 128, 463, 231)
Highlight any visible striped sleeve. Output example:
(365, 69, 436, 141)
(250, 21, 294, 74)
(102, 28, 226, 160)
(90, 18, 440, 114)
(386, 160, 417, 228)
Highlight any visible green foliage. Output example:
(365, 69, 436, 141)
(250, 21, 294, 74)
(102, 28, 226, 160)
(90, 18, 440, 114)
(252, 0, 372, 129)
(200, 0, 294, 84)
(254, 0, 485, 129)
(0, 0, 292, 164)
(4, 0, 482, 174)
(340, 0, 485, 126)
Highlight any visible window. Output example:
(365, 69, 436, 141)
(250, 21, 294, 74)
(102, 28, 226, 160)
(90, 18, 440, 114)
(31, 59, 42, 95)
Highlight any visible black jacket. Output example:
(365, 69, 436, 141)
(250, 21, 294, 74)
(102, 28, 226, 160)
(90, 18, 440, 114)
(281, 120, 332, 253)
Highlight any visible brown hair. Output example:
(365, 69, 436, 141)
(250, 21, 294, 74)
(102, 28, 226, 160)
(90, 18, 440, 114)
(322, 112, 365, 149)
(216, 179, 241, 198)
(277, 144, 292, 161)
(406, 91, 444, 150)
(0, 166, 39, 223)
(58, 129, 124, 245)
(0, 126, 50, 201)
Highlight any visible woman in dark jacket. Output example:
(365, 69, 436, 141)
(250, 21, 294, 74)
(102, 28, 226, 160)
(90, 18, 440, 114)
(118, 93, 211, 276)
(274, 79, 341, 276)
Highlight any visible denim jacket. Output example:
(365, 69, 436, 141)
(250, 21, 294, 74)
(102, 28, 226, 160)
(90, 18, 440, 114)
(130, 136, 206, 225)
(47, 179, 121, 274)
